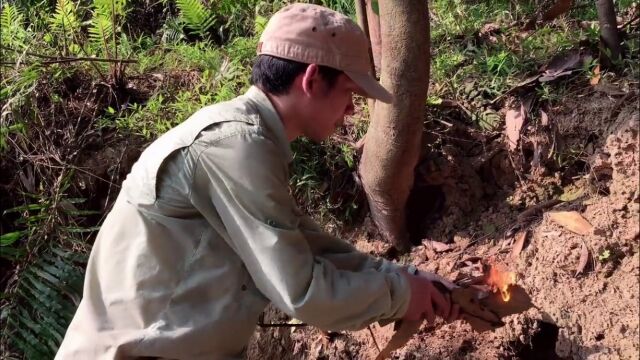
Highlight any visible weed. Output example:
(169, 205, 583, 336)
(598, 249, 611, 262)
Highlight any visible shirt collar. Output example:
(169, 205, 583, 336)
(245, 86, 293, 163)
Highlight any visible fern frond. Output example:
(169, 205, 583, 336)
(176, 0, 213, 34)
(2, 246, 87, 359)
(49, 0, 81, 35)
(88, 14, 114, 56)
(93, 0, 127, 17)
(1, 4, 26, 49)
(1, 3, 22, 31)
(161, 16, 186, 44)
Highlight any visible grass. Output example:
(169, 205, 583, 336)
(429, 0, 638, 130)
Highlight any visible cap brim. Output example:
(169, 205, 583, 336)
(344, 71, 393, 104)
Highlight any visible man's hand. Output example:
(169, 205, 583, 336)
(401, 270, 461, 324)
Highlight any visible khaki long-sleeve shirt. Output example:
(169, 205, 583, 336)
(56, 86, 410, 360)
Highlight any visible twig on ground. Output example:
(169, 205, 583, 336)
(368, 325, 382, 353)
(516, 198, 563, 224)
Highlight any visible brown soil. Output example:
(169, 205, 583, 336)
(247, 88, 639, 359)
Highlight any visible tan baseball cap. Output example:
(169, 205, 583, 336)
(257, 3, 393, 103)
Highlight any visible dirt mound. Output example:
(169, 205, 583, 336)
(520, 106, 639, 359)
(248, 93, 639, 359)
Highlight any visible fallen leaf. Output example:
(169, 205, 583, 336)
(523, 0, 574, 30)
(540, 109, 549, 126)
(539, 49, 589, 82)
(375, 319, 423, 360)
(517, 74, 542, 87)
(576, 242, 589, 276)
(542, 0, 575, 22)
(423, 239, 452, 252)
(544, 49, 583, 73)
(459, 256, 483, 268)
(590, 64, 601, 85)
(510, 230, 528, 261)
(539, 70, 573, 82)
(559, 186, 585, 202)
(505, 104, 525, 151)
(548, 211, 594, 235)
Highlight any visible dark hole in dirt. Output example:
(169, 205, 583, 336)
(595, 333, 605, 341)
(406, 183, 446, 245)
(60, 71, 84, 97)
(458, 339, 476, 355)
(522, 147, 534, 163)
(516, 321, 560, 360)
(562, 158, 589, 182)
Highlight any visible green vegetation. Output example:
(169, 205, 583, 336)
(0, 0, 638, 358)
(429, 0, 639, 131)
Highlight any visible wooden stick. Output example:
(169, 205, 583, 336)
(368, 325, 382, 352)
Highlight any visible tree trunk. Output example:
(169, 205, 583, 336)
(359, 0, 430, 252)
(596, 0, 622, 68)
(355, 0, 378, 114)
(365, 0, 381, 73)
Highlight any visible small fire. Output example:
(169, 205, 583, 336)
(486, 264, 517, 302)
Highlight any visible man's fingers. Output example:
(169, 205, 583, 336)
(442, 292, 452, 320)
(448, 304, 460, 323)
(424, 295, 436, 324)
(428, 281, 449, 318)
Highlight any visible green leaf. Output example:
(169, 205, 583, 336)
(4, 245, 87, 357)
(0, 246, 26, 260)
(427, 96, 443, 105)
(49, 0, 81, 35)
(62, 226, 101, 233)
(176, 0, 214, 35)
(254, 14, 267, 35)
(371, 0, 379, 15)
(88, 14, 114, 56)
(1, 230, 24, 246)
(598, 249, 611, 262)
(3, 202, 48, 215)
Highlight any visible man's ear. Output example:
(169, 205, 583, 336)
(301, 64, 320, 96)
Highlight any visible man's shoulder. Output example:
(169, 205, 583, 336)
(189, 94, 265, 144)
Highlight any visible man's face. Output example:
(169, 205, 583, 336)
(299, 72, 360, 142)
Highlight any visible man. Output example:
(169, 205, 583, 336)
(56, 3, 458, 359)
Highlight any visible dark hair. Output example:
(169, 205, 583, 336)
(250, 55, 343, 95)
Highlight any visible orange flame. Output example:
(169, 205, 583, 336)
(486, 264, 517, 302)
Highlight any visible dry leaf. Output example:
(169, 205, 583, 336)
(505, 104, 525, 151)
(423, 239, 452, 253)
(542, 0, 575, 21)
(539, 70, 573, 82)
(540, 109, 549, 126)
(523, 0, 574, 30)
(590, 64, 601, 85)
(548, 211, 594, 235)
(375, 319, 423, 360)
(511, 230, 528, 261)
(576, 242, 589, 276)
(539, 49, 587, 82)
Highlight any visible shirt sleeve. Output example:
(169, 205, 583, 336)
(298, 215, 404, 274)
(189, 130, 410, 331)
